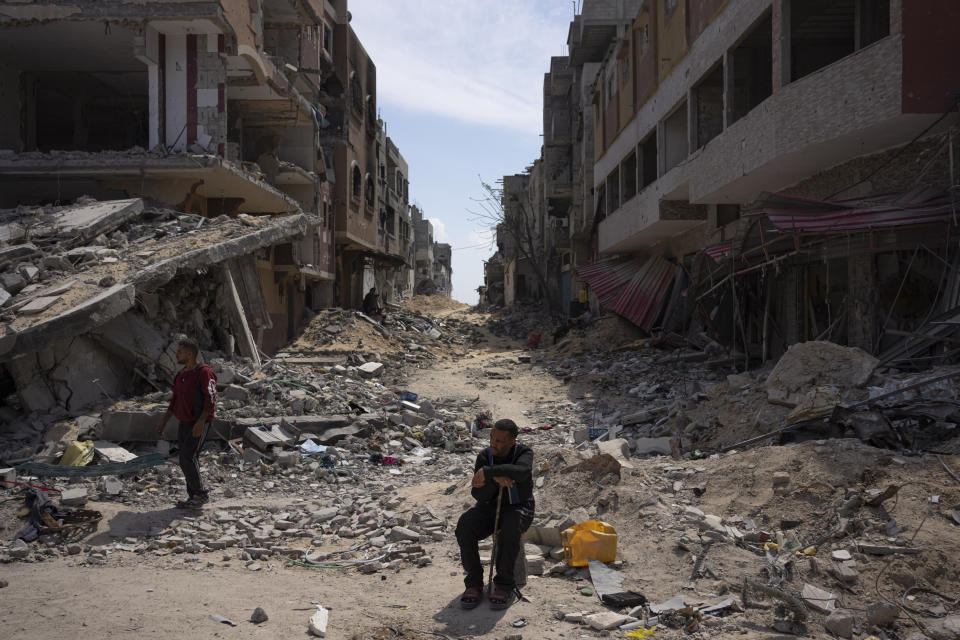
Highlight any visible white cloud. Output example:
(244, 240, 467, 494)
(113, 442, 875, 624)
(349, 1, 572, 133)
(429, 217, 447, 242)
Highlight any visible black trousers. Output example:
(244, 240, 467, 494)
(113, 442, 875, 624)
(456, 501, 534, 589)
(177, 421, 209, 498)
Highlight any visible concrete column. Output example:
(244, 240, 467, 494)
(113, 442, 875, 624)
(722, 50, 734, 129)
(773, 0, 790, 90)
(847, 254, 876, 352)
(219, 264, 261, 368)
(164, 34, 188, 151)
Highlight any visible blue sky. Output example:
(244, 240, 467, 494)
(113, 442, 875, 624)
(349, 1, 575, 304)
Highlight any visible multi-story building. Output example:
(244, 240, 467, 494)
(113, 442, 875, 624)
(372, 127, 413, 303)
(319, 4, 381, 309)
(411, 204, 434, 294)
(583, 0, 960, 356)
(432, 243, 453, 297)
(494, 0, 960, 362)
(0, 0, 341, 354)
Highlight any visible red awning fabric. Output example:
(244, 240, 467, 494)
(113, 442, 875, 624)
(761, 191, 953, 233)
(577, 256, 677, 331)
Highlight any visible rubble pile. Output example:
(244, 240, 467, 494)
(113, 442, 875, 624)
(531, 437, 960, 639)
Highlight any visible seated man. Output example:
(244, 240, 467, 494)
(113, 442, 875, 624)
(362, 286, 382, 318)
(455, 419, 534, 610)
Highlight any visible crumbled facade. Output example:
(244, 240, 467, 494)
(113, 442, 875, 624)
(489, 0, 960, 365)
(0, 0, 437, 417)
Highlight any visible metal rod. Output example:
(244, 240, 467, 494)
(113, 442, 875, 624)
(487, 486, 505, 594)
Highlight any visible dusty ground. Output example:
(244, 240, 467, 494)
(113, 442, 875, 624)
(2, 306, 960, 640)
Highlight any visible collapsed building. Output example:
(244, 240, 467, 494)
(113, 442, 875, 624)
(490, 0, 960, 366)
(0, 0, 429, 421)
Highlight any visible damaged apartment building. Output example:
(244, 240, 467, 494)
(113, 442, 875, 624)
(412, 205, 453, 298)
(492, 0, 960, 365)
(0, 0, 423, 417)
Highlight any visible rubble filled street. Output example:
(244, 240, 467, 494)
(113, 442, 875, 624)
(1, 299, 959, 640)
(1, 0, 960, 638)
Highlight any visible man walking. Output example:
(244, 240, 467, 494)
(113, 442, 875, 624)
(156, 337, 217, 509)
(455, 418, 534, 610)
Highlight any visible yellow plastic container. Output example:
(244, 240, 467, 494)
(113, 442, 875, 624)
(59, 440, 94, 466)
(561, 520, 618, 567)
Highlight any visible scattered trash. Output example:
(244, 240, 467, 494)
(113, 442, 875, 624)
(308, 605, 329, 637)
(210, 615, 237, 627)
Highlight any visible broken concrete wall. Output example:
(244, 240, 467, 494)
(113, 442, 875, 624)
(196, 33, 227, 153)
(8, 334, 132, 412)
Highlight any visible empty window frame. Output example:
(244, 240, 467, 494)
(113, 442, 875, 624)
(663, 100, 688, 174)
(606, 166, 620, 215)
(621, 151, 638, 202)
(731, 11, 773, 124)
(717, 203, 741, 227)
(790, 0, 888, 82)
(639, 131, 658, 189)
(693, 63, 724, 149)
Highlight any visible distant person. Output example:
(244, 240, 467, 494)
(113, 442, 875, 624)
(456, 419, 534, 610)
(363, 286, 383, 319)
(155, 337, 217, 509)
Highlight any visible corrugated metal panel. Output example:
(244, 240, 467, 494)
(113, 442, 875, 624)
(763, 193, 952, 233)
(705, 242, 732, 263)
(577, 256, 677, 331)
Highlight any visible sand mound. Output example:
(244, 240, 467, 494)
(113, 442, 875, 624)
(403, 295, 469, 316)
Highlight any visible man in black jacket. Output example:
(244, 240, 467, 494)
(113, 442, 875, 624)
(455, 418, 534, 610)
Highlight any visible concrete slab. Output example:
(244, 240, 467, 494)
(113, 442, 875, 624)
(101, 409, 169, 442)
(18, 295, 61, 315)
(41, 198, 143, 244)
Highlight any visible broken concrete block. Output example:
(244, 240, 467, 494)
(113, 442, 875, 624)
(222, 384, 249, 401)
(60, 488, 88, 506)
(830, 561, 859, 584)
(766, 341, 878, 406)
(825, 609, 856, 638)
(0, 287, 9, 307)
(101, 409, 168, 442)
(632, 437, 673, 456)
(573, 426, 590, 444)
(103, 478, 123, 495)
(9, 539, 30, 559)
(276, 451, 298, 468)
(585, 611, 636, 630)
(0, 272, 25, 295)
(598, 438, 631, 460)
(93, 441, 136, 463)
(17, 264, 39, 283)
(357, 362, 383, 378)
(18, 295, 61, 315)
(866, 602, 899, 627)
(801, 583, 837, 613)
(388, 526, 420, 542)
(401, 410, 428, 427)
(0, 467, 15, 484)
(772, 471, 791, 487)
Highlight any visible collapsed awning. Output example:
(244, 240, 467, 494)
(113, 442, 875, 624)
(760, 189, 953, 233)
(577, 255, 676, 331)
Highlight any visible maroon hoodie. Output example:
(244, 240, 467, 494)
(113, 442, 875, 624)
(168, 364, 217, 424)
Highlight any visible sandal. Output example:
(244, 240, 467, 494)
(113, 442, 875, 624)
(488, 586, 514, 610)
(460, 586, 483, 610)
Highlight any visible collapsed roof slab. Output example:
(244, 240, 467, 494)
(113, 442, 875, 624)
(0, 212, 310, 362)
(30, 198, 144, 246)
(0, 153, 301, 214)
(0, 2, 228, 26)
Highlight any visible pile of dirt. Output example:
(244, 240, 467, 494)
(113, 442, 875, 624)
(531, 437, 960, 638)
(551, 315, 648, 355)
(402, 295, 469, 316)
(288, 309, 399, 355)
